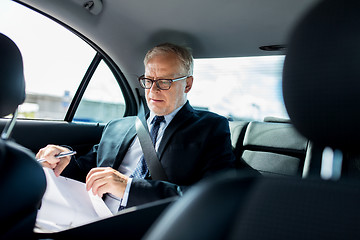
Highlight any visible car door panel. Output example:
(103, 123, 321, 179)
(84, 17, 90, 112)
(0, 119, 105, 158)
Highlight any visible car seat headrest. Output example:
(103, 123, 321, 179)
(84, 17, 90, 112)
(0, 33, 26, 117)
(282, 0, 360, 150)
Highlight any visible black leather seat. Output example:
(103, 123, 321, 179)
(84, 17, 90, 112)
(143, 1, 360, 239)
(0, 33, 46, 239)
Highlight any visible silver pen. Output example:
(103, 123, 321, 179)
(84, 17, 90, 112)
(37, 151, 77, 163)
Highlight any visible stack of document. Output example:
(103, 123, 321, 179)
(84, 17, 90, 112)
(35, 168, 114, 232)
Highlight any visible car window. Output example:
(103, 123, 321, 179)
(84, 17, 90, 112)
(190, 56, 287, 121)
(0, 1, 126, 122)
(74, 60, 125, 123)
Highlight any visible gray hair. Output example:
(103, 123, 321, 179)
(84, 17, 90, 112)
(144, 43, 194, 76)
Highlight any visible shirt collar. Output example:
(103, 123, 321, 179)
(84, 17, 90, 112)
(148, 102, 185, 126)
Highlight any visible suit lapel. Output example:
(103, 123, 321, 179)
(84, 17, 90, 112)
(112, 119, 137, 170)
(157, 101, 194, 159)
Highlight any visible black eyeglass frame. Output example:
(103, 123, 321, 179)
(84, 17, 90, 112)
(138, 75, 189, 90)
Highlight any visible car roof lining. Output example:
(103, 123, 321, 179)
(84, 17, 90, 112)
(15, 0, 321, 93)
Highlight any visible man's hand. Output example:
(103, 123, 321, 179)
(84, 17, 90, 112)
(36, 144, 72, 177)
(86, 167, 129, 199)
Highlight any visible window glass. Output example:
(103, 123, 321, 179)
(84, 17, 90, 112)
(74, 60, 126, 123)
(190, 56, 287, 121)
(0, 1, 125, 122)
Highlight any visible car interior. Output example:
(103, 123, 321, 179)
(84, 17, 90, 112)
(1, 0, 359, 239)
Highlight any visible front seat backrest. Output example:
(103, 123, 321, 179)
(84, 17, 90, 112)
(0, 33, 46, 239)
(283, 0, 360, 177)
(0, 34, 25, 117)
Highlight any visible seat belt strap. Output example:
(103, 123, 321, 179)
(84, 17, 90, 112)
(136, 100, 168, 181)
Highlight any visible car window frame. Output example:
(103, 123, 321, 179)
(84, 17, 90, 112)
(16, 1, 137, 123)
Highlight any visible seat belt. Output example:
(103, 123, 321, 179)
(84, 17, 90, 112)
(135, 99, 168, 181)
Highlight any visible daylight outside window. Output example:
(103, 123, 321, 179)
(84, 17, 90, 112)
(191, 56, 287, 121)
(0, 1, 125, 123)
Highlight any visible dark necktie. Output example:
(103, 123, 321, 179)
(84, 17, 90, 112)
(131, 115, 165, 179)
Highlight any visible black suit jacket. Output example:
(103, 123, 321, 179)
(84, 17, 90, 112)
(67, 101, 236, 207)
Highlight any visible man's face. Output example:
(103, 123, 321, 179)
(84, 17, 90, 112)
(145, 53, 193, 116)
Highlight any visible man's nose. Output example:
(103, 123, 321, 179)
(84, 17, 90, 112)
(150, 81, 161, 91)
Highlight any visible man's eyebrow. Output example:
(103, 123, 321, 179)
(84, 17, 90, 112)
(144, 75, 174, 79)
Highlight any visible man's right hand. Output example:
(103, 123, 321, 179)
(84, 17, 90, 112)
(36, 144, 72, 177)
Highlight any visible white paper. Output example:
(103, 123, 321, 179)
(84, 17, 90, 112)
(88, 189, 113, 217)
(35, 168, 113, 232)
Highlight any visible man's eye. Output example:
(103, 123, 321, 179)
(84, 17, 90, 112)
(159, 80, 170, 85)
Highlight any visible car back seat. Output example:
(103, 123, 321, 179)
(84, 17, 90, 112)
(229, 120, 309, 177)
(228, 120, 249, 156)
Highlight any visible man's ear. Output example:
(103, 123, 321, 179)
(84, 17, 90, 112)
(184, 76, 193, 93)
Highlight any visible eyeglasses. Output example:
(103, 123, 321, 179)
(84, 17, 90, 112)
(138, 75, 189, 90)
